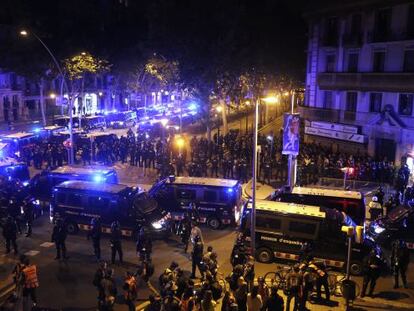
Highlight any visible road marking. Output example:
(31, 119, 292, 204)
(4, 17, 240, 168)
(136, 301, 150, 311)
(40, 242, 54, 248)
(24, 250, 40, 257)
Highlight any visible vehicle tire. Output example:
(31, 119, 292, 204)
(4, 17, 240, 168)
(350, 261, 363, 276)
(207, 218, 221, 230)
(256, 247, 274, 263)
(66, 221, 79, 234)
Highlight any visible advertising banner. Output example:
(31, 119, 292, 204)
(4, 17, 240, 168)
(282, 113, 300, 155)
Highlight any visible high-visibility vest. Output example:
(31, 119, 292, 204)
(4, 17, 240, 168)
(22, 265, 39, 288)
(309, 264, 326, 277)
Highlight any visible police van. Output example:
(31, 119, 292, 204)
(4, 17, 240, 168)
(30, 166, 118, 203)
(0, 158, 30, 185)
(367, 205, 414, 250)
(149, 176, 242, 229)
(236, 200, 370, 275)
(272, 186, 366, 225)
(0, 132, 38, 156)
(50, 180, 169, 237)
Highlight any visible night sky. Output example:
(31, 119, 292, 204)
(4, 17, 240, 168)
(0, 0, 307, 81)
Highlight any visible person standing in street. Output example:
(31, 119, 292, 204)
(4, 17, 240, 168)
(88, 217, 102, 260)
(123, 271, 137, 311)
(190, 235, 204, 279)
(93, 261, 108, 307)
(285, 264, 302, 311)
(391, 239, 410, 289)
(361, 249, 382, 297)
(262, 285, 284, 311)
(21, 257, 39, 308)
(23, 202, 34, 237)
(2, 215, 18, 254)
(110, 221, 123, 265)
(101, 268, 117, 311)
(247, 285, 263, 311)
(51, 218, 68, 260)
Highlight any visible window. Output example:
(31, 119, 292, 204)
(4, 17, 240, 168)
(219, 190, 233, 202)
(88, 196, 110, 209)
(399, 94, 414, 116)
(176, 189, 196, 200)
(350, 14, 362, 35)
(375, 8, 392, 37)
(67, 193, 82, 206)
(323, 91, 333, 109)
(203, 190, 217, 202)
(289, 221, 317, 235)
(346, 92, 358, 112)
(369, 93, 382, 112)
(257, 216, 281, 230)
(347, 53, 359, 72)
(373, 51, 385, 72)
(403, 50, 414, 72)
(408, 5, 414, 37)
(326, 54, 336, 72)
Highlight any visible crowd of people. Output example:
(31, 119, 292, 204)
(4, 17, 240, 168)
(12, 126, 408, 189)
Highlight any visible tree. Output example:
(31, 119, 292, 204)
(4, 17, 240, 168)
(63, 51, 110, 163)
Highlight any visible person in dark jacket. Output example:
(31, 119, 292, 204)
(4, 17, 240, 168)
(391, 239, 410, 289)
(110, 221, 123, 265)
(361, 249, 382, 297)
(51, 218, 68, 260)
(262, 285, 284, 311)
(22, 202, 34, 237)
(2, 216, 18, 254)
(136, 226, 152, 262)
(190, 235, 204, 279)
(88, 217, 102, 260)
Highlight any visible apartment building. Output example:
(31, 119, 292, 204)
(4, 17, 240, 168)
(302, 0, 414, 165)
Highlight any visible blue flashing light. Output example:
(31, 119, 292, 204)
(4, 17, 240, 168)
(188, 103, 198, 111)
(104, 111, 110, 115)
(227, 188, 234, 193)
(22, 181, 29, 186)
(93, 175, 104, 182)
(33, 128, 41, 133)
(13, 139, 18, 142)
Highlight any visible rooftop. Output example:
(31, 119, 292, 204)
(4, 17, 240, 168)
(51, 165, 115, 176)
(0, 132, 35, 139)
(246, 200, 326, 218)
(55, 180, 128, 194)
(169, 176, 239, 188)
(292, 186, 363, 200)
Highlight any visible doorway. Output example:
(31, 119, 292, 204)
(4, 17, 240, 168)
(375, 138, 396, 162)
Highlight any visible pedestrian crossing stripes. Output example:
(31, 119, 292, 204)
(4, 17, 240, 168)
(24, 250, 40, 257)
(39, 242, 55, 248)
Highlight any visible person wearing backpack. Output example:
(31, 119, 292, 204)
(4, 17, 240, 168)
(285, 264, 303, 311)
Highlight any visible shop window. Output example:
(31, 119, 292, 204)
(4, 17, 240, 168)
(399, 94, 413, 116)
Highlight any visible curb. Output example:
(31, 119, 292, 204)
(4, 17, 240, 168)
(357, 296, 414, 310)
(0, 282, 16, 305)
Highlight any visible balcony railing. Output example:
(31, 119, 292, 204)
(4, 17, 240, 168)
(297, 106, 341, 123)
(342, 33, 363, 47)
(343, 111, 356, 122)
(367, 30, 414, 43)
(318, 72, 414, 93)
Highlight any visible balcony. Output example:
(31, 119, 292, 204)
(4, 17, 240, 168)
(318, 72, 414, 93)
(367, 30, 414, 43)
(320, 35, 338, 47)
(297, 106, 341, 123)
(342, 33, 363, 47)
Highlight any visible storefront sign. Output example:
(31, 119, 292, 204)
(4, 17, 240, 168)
(310, 121, 358, 134)
(305, 126, 366, 143)
(282, 113, 300, 155)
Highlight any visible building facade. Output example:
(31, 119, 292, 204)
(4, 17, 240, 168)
(302, 0, 414, 165)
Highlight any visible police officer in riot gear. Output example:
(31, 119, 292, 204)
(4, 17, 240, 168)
(190, 235, 204, 279)
(361, 249, 382, 297)
(136, 226, 152, 262)
(51, 218, 68, 260)
(23, 201, 34, 237)
(88, 217, 102, 260)
(110, 221, 123, 264)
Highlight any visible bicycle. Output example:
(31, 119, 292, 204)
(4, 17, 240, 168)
(328, 272, 360, 297)
(264, 265, 292, 291)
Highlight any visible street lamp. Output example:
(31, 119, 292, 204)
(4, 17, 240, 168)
(50, 93, 56, 99)
(20, 29, 74, 164)
(251, 96, 278, 259)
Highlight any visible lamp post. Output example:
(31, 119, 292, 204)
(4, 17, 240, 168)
(287, 91, 297, 188)
(20, 29, 74, 164)
(251, 95, 278, 259)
